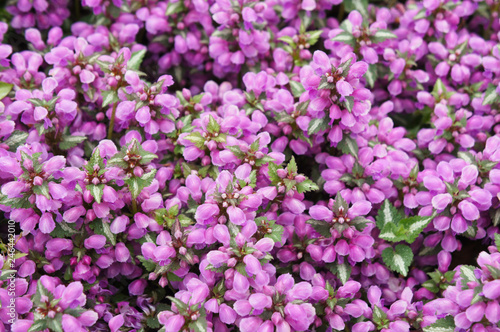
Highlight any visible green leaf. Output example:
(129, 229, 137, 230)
(376, 200, 402, 230)
(33, 280, 50, 305)
(206, 116, 220, 134)
(48, 314, 64, 332)
(296, 179, 319, 194)
(278, 35, 296, 47)
(334, 262, 352, 284)
(4, 131, 28, 151)
(457, 151, 476, 165)
(344, 96, 354, 112)
(59, 135, 87, 150)
(460, 265, 478, 290)
(307, 219, 331, 237)
(423, 316, 455, 332)
(128, 49, 147, 71)
(287, 157, 298, 174)
(372, 305, 388, 326)
(289, 80, 305, 98)
(165, 1, 185, 15)
(85, 147, 105, 172)
(189, 317, 208, 332)
(399, 214, 434, 243)
(185, 132, 205, 149)
(413, 9, 427, 20)
(364, 64, 377, 88)
(268, 162, 280, 183)
(495, 233, 500, 252)
(87, 184, 104, 204)
(28, 319, 49, 332)
(432, 78, 447, 97)
(102, 90, 118, 108)
(125, 169, 157, 199)
(307, 30, 323, 46)
(318, 76, 336, 90)
(331, 31, 355, 46)
(90, 220, 116, 246)
(33, 182, 50, 199)
(265, 223, 284, 243)
(333, 193, 349, 215)
(483, 84, 498, 105)
(339, 58, 353, 76)
(382, 244, 413, 277)
(0, 82, 13, 100)
(308, 117, 329, 135)
(343, 0, 369, 17)
(371, 29, 397, 43)
(0, 269, 15, 281)
(337, 135, 358, 157)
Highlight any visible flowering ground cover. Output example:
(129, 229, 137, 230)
(0, 0, 500, 331)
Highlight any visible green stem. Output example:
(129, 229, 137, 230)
(107, 102, 118, 139)
(132, 200, 138, 214)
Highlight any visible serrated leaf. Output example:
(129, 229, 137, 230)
(460, 265, 478, 290)
(185, 132, 206, 149)
(206, 116, 220, 134)
(333, 193, 349, 215)
(189, 317, 208, 332)
(308, 117, 329, 135)
(372, 306, 387, 325)
(457, 151, 476, 165)
(127, 49, 147, 71)
(289, 80, 305, 98)
(376, 199, 402, 230)
(287, 157, 298, 174)
(334, 262, 352, 284)
(87, 184, 104, 204)
(60, 135, 87, 150)
(28, 319, 49, 332)
(91, 220, 116, 246)
(296, 179, 319, 194)
(278, 35, 295, 47)
(364, 64, 377, 88)
(371, 29, 397, 43)
(495, 233, 500, 251)
(343, 0, 369, 18)
(126, 169, 157, 199)
(102, 90, 118, 108)
(432, 79, 447, 97)
(265, 223, 284, 243)
(331, 31, 355, 45)
(307, 219, 331, 237)
(318, 76, 336, 90)
(483, 84, 498, 105)
(0, 82, 13, 100)
(337, 136, 359, 157)
(268, 162, 280, 183)
(382, 244, 413, 277)
(399, 214, 434, 244)
(307, 30, 323, 46)
(4, 131, 28, 151)
(344, 96, 354, 112)
(33, 182, 50, 199)
(0, 270, 15, 281)
(423, 316, 455, 332)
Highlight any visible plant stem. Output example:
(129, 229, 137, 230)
(107, 102, 118, 139)
(132, 200, 138, 214)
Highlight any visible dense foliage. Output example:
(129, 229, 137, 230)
(0, 0, 500, 331)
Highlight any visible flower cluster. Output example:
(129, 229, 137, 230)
(1, 0, 500, 331)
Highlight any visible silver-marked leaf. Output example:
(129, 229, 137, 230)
(382, 244, 413, 277)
